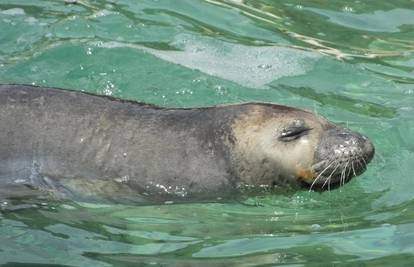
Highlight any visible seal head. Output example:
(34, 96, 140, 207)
(229, 104, 374, 191)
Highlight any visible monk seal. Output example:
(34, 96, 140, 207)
(0, 84, 374, 202)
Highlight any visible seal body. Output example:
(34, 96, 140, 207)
(0, 85, 374, 202)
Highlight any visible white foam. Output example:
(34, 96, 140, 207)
(152, 35, 321, 88)
(24, 16, 38, 25)
(1, 8, 25, 16)
(93, 35, 320, 88)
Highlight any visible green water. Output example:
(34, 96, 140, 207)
(0, 0, 413, 266)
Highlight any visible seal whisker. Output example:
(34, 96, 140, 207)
(309, 160, 336, 191)
(328, 176, 331, 192)
(356, 156, 367, 171)
(351, 161, 357, 177)
(346, 159, 352, 182)
(321, 173, 331, 189)
(342, 160, 351, 187)
(336, 159, 345, 189)
(322, 161, 340, 189)
(340, 162, 346, 187)
(360, 156, 368, 169)
(355, 158, 364, 171)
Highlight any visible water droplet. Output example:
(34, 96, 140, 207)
(105, 4, 114, 9)
(404, 89, 413, 95)
(258, 64, 272, 70)
(311, 224, 321, 230)
(61, 204, 76, 210)
(176, 88, 193, 95)
(103, 88, 113, 95)
(342, 6, 354, 12)
(103, 81, 116, 95)
(214, 85, 227, 96)
(270, 216, 279, 222)
(115, 175, 129, 183)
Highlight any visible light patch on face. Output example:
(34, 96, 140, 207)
(229, 105, 326, 187)
(300, 139, 310, 144)
(295, 166, 316, 183)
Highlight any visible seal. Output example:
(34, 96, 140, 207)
(0, 84, 374, 202)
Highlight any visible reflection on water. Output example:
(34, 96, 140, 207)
(0, 0, 414, 266)
(274, 84, 398, 118)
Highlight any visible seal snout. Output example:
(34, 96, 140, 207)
(308, 127, 375, 190)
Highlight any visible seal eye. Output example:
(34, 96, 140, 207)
(279, 127, 311, 142)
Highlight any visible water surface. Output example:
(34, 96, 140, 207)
(0, 0, 413, 266)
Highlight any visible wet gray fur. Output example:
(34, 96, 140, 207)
(0, 84, 256, 202)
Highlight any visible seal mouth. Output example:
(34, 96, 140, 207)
(302, 127, 375, 191)
(303, 151, 374, 191)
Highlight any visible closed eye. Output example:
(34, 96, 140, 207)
(279, 127, 311, 142)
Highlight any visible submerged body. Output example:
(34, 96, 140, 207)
(0, 84, 374, 202)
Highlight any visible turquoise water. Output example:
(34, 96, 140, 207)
(0, 0, 413, 266)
